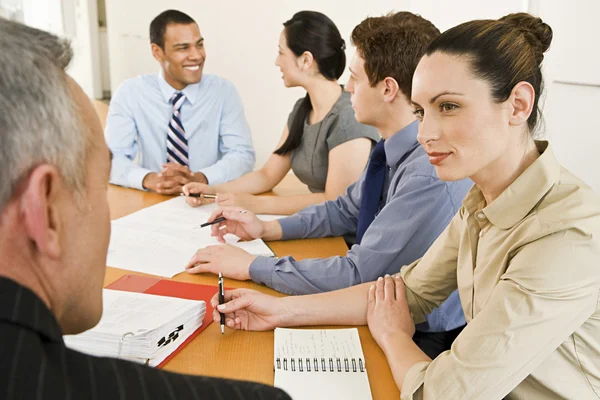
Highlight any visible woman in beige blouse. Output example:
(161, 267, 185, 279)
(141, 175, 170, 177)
(209, 13, 600, 399)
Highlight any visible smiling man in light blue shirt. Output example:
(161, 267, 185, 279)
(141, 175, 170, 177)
(106, 10, 255, 193)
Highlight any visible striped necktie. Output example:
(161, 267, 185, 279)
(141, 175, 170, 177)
(167, 92, 189, 166)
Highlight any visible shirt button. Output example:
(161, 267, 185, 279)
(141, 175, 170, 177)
(476, 212, 486, 220)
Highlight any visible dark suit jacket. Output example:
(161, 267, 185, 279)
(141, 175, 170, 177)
(0, 277, 291, 400)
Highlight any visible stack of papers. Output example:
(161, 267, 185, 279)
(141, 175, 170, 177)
(64, 289, 206, 367)
(107, 197, 279, 277)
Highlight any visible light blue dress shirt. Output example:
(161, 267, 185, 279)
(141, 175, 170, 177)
(250, 121, 473, 332)
(105, 72, 255, 189)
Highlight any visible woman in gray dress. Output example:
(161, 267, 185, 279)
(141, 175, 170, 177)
(184, 11, 379, 214)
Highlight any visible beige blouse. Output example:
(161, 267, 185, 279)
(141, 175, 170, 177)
(400, 141, 600, 399)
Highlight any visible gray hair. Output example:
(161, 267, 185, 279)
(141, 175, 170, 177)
(0, 18, 86, 211)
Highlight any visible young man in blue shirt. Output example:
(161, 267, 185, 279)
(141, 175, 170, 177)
(106, 10, 255, 194)
(186, 12, 472, 357)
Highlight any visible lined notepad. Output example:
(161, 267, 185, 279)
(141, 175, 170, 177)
(107, 197, 276, 277)
(274, 328, 373, 400)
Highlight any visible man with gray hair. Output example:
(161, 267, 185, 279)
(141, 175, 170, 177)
(0, 18, 289, 400)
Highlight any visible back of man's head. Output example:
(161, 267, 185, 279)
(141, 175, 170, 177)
(150, 9, 196, 49)
(0, 17, 85, 213)
(350, 12, 440, 101)
(0, 19, 111, 335)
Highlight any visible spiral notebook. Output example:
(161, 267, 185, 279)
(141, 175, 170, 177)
(274, 328, 373, 400)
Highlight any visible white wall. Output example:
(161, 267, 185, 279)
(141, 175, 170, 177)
(104, 0, 599, 191)
(20, 0, 103, 99)
(64, 0, 103, 99)
(406, 0, 528, 31)
(538, 1, 600, 192)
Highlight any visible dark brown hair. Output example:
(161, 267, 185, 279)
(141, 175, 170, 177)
(350, 12, 440, 101)
(425, 13, 553, 132)
(274, 11, 346, 156)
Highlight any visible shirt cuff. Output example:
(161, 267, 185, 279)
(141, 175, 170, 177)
(198, 165, 224, 185)
(279, 215, 306, 240)
(249, 256, 277, 286)
(128, 167, 153, 191)
(400, 361, 430, 400)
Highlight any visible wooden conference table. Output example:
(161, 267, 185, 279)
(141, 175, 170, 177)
(104, 176, 400, 399)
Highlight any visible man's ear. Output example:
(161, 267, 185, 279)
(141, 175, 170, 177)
(508, 81, 535, 127)
(151, 43, 165, 62)
(382, 77, 400, 103)
(20, 165, 64, 260)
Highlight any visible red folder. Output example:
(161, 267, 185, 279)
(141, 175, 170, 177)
(106, 274, 218, 368)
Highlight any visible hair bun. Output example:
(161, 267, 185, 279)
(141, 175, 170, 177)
(500, 13, 553, 54)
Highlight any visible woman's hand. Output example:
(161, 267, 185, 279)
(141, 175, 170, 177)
(216, 192, 259, 213)
(209, 288, 286, 331)
(367, 275, 416, 349)
(182, 182, 216, 207)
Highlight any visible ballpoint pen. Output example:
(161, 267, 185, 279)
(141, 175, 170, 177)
(218, 272, 225, 335)
(194, 209, 248, 229)
(180, 193, 217, 199)
(198, 216, 226, 228)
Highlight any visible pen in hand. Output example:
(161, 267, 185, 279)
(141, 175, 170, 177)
(193, 209, 247, 229)
(180, 193, 217, 199)
(218, 272, 225, 335)
(196, 216, 226, 229)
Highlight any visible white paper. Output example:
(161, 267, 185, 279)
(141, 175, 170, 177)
(107, 197, 276, 277)
(64, 289, 205, 366)
(273, 328, 373, 400)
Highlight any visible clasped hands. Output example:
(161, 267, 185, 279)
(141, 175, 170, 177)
(143, 163, 208, 195)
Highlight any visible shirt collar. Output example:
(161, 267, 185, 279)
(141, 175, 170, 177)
(0, 277, 63, 343)
(384, 120, 420, 167)
(157, 70, 201, 105)
(463, 141, 561, 229)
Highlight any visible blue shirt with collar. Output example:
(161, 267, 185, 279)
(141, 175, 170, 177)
(250, 121, 473, 332)
(105, 72, 255, 189)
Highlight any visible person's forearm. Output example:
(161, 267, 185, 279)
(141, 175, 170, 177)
(261, 220, 283, 241)
(109, 154, 152, 190)
(213, 170, 278, 195)
(253, 192, 332, 215)
(380, 332, 431, 390)
(278, 282, 372, 326)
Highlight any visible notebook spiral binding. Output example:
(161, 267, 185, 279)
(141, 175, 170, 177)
(275, 357, 365, 373)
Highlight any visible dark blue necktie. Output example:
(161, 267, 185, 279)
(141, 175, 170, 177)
(356, 140, 387, 244)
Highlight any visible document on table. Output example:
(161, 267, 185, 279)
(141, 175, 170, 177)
(107, 197, 280, 277)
